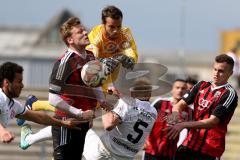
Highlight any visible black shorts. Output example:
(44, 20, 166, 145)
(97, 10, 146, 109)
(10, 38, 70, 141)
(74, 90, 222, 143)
(175, 145, 218, 160)
(144, 152, 173, 160)
(52, 116, 89, 160)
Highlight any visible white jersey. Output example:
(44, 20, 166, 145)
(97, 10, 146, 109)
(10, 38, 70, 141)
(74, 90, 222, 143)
(0, 88, 26, 127)
(100, 97, 157, 159)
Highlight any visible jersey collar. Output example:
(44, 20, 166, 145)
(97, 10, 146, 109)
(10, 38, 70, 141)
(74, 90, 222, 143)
(67, 48, 87, 59)
(210, 81, 229, 91)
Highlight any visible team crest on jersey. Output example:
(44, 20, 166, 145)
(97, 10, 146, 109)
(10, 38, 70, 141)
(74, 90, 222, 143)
(198, 98, 212, 110)
(103, 42, 118, 53)
(199, 90, 204, 94)
(214, 91, 221, 99)
(76, 63, 81, 69)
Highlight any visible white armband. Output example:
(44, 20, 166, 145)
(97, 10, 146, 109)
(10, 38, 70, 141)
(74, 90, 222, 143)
(49, 93, 83, 118)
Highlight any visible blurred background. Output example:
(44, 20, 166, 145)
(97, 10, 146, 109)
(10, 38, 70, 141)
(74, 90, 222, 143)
(0, 0, 239, 159)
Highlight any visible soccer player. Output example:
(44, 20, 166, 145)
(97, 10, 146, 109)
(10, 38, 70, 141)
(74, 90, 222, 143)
(144, 79, 187, 160)
(185, 77, 198, 91)
(86, 5, 138, 91)
(167, 54, 238, 160)
(176, 77, 197, 148)
(83, 77, 157, 160)
(0, 62, 82, 143)
(49, 17, 103, 160)
(87, 5, 138, 68)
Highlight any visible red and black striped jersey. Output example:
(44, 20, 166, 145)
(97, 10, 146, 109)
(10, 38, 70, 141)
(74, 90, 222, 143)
(182, 81, 238, 157)
(145, 98, 178, 158)
(49, 49, 97, 117)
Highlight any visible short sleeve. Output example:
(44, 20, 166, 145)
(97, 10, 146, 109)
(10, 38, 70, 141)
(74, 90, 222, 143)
(212, 89, 238, 121)
(182, 81, 202, 105)
(14, 100, 26, 116)
(112, 99, 129, 121)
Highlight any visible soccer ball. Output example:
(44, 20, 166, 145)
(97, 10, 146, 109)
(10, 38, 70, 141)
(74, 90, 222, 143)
(81, 60, 107, 87)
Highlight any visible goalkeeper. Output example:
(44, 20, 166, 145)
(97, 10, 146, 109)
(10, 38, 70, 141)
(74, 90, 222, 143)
(87, 5, 138, 85)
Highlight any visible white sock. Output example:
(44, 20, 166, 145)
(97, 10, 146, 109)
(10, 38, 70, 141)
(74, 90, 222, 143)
(25, 126, 52, 145)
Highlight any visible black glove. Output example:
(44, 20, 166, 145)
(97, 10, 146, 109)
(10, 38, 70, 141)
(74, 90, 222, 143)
(99, 58, 119, 75)
(114, 55, 135, 69)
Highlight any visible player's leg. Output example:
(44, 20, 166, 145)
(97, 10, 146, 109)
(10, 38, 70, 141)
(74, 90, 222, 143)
(83, 129, 117, 160)
(32, 100, 55, 112)
(17, 95, 56, 126)
(53, 117, 90, 160)
(20, 125, 52, 150)
(83, 129, 102, 160)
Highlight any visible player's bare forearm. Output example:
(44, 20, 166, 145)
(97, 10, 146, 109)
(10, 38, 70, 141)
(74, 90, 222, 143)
(18, 110, 82, 128)
(172, 99, 188, 112)
(166, 115, 220, 139)
(182, 115, 220, 129)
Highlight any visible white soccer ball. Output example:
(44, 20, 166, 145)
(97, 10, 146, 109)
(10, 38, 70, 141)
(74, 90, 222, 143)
(81, 60, 107, 87)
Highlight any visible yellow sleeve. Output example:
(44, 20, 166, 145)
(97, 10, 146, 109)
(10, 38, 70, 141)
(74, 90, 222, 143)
(86, 25, 103, 58)
(122, 27, 138, 63)
(32, 100, 55, 112)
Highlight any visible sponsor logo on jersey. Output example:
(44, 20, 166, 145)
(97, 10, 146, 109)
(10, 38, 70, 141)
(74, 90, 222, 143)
(198, 98, 212, 110)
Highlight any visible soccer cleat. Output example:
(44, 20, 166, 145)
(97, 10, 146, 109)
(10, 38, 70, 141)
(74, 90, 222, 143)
(16, 95, 38, 126)
(20, 124, 32, 150)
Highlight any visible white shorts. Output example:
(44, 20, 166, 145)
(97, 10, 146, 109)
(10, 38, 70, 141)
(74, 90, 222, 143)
(83, 129, 133, 160)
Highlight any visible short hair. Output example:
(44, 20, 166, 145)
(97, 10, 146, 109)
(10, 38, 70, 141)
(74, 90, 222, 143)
(0, 62, 23, 87)
(215, 54, 234, 71)
(102, 5, 123, 24)
(59, 17, 81, 46)
(174, 78, 186, 84)
(185, 77, 197, 86)
(131, 77, 152, 92)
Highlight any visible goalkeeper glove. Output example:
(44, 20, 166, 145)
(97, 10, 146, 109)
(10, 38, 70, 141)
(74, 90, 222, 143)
(115, 55, 135, 69)
(99, 58, 119, 75)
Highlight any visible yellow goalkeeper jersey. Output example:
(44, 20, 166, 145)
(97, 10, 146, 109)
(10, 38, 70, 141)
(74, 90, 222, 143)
(86, 24, 138, 62)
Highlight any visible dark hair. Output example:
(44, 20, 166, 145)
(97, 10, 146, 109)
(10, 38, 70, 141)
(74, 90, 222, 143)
(186, 77, 197, 86)
(131, 77, 152, 91)
(102, 5, 123, 24)
(0, 62, 23, 87)
(59, 17, 81, 46)
(231, 47, 238, 53)
(174, 78, 186, 84)
(215, 54, 234, 71)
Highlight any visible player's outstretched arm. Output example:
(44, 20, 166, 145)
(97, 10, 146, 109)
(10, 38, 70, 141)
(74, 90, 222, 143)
(17, 110, 83, 129)
(165, 115, 220, 140)
(48, 93, 94, 121)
